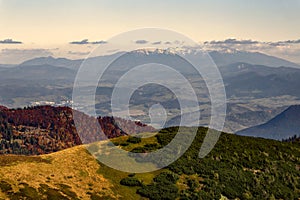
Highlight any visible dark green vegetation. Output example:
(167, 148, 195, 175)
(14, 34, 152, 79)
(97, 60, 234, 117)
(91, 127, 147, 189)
(0, 181, 78, 200)
(115, 127, 300, 200)
(136, 172, 179, 200)
(120, 177, 142, 187)
(0, 154, 51, 167)
(126, 136, 142, 144)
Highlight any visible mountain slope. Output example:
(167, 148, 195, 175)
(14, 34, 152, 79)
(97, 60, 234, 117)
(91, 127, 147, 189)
(219, 62, 300, 78)
(0, 127, 299, 199)
(20, 56, 82, 70)
(0, 145, 116, 199)
(236, 105, 300, 140)
(220, 63, 300, 98)
(210, 50, 300, 68)
(0, 64, 76, 81)
(0, 105, 155, 155)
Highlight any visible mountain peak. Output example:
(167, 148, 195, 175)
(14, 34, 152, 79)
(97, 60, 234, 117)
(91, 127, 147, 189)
(129, 47, 208, 56)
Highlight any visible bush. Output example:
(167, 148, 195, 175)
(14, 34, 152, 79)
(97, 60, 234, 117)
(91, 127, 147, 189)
(0, 181, 12, 192)
(120, 142, 129, 146)
(120, 177, 142, 186)
(153, 172, 179, 184)
(130, 147, 146, 153)
(137, 184, 178, 200)
(136, 172, 179, 200)
(127, 137, 142, 144)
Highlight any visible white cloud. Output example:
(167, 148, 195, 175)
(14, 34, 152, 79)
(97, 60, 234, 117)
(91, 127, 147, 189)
(135, 40, 148, 44)
(70, 39, 107, 45)
(0, 39, 22, 44)
(203, 39, 300, 64)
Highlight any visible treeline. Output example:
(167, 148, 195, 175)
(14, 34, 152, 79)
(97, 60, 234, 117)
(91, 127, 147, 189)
(282, 134, 300, 143)
(0, 105, 155, 155)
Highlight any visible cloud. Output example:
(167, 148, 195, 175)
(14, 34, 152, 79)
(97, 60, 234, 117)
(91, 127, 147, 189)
(0, 39, 22, 44)
(70, 39, 89, 45)
(284, 39, 300, 44)
(152, 41, 161, 45)
(207, 38, 259, 45)
(269, 39, 300, 46)
(68, 51, 90, 56)
(70, 39, 107, 45)
(91, 40, 107, 44)
(204, 38, 300, 53)
(205, 38, 300, 47)
(151, 41, 184, 45)
(203, 38, 300, 64)
(135, 40, 148, 44)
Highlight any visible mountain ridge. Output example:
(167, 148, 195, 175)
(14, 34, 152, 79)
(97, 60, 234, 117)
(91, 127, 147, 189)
(236, 105, 300, 140)
(0, 105, 155, 155)
(16, 49, 300, 69)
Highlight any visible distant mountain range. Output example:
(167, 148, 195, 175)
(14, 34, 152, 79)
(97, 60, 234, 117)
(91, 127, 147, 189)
(3, 56, 300, 99)
(20, 49, 300, 69)
(236, 105, 300, 140)
(9, 49, 300, 87)
(10, 49, 300, 100)
(20, 56, 82, 69)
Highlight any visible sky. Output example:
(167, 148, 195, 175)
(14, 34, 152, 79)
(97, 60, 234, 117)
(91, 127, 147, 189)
(1, 0, 300, 63)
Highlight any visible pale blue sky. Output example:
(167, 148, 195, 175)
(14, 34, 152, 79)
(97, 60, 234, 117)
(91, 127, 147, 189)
(1, 0, 300, 45)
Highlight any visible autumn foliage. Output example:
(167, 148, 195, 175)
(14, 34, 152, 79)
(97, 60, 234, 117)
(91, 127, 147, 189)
(0, 105, 155, 155)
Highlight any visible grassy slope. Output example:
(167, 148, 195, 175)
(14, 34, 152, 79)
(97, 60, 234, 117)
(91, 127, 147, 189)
(0, 146, 116, 199)
(0, 133, 164, 200)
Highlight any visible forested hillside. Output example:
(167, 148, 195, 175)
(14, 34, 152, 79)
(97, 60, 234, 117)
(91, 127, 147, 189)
(0, 105, 154, 155)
